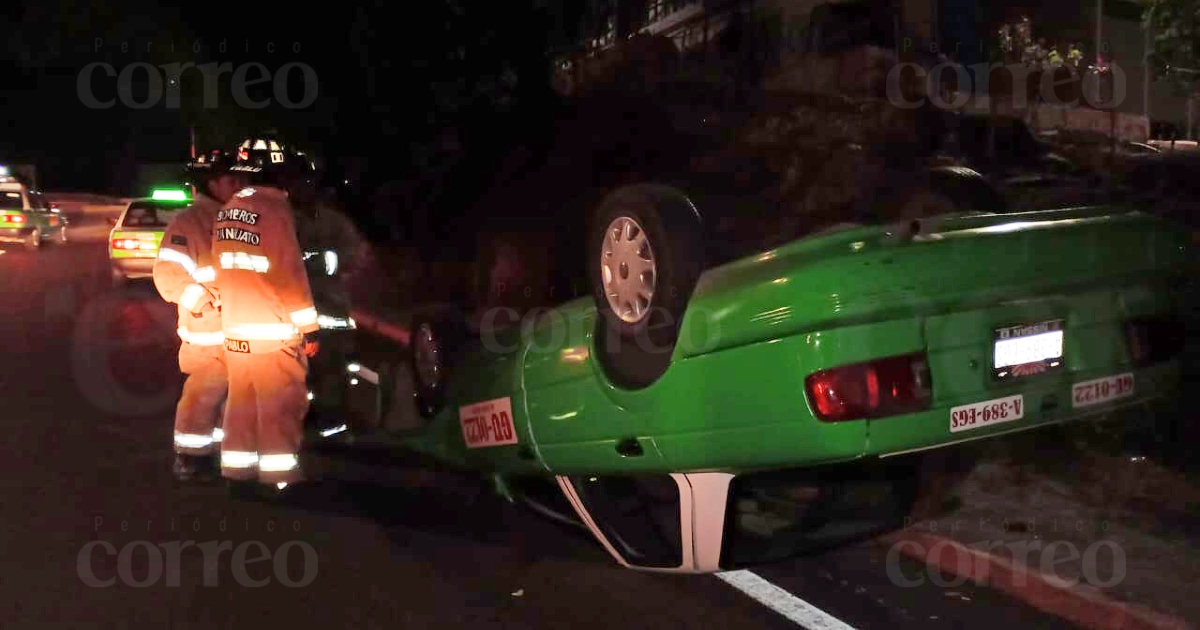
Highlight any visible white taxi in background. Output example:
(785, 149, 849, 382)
(108, 189, 191, 286)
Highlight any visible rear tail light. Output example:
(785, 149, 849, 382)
(1126, 317, 1184, 366)
(805, 353, 932, 423)
(9, 214, 24, 224)
(111, 238, 143, 250)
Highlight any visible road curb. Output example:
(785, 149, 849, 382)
(879, 530, 1193, 630)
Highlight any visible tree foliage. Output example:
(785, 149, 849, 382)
(1143, 0, 1200, 94)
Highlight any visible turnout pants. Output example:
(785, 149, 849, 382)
(174, 344, 228, 456)
(220, 345, 310, 484)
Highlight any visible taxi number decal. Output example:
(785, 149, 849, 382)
(224, 339, 250, 353)
(1072, 373, 1134, 409)
(459, 397, 518, 449)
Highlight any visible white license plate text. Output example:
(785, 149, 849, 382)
(950, 395, 1025, 433)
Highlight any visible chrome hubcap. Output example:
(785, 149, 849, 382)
(414, 324, 441, 388)
(600, 216, 656, 324)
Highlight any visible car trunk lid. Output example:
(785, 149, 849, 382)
(678, 206, 1192, 360)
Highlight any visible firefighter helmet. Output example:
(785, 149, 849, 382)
(231, 136, 313, 187)
(187, 149, 236, 176)
(186, 149, 238, 192)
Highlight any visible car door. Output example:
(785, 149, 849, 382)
(25, 191, 60, 234)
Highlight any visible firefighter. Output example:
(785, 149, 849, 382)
(216, 137, 320, 494)
(293, 166, 368, 322)
(289, 158, 369, 429)
(153, 149, 248, 481)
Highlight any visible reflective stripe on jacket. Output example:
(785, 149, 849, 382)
(213, 186, 318, 354)
(153, 194, 224, 346)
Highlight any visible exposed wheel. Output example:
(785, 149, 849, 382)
(893, 188, 962, 221)
(410, 307, 467, 418)
(25, 228, 41, 250)
(587, 185, 704, 388)
(924, 166, 1007, 214)
(857, 167, 1006, 230)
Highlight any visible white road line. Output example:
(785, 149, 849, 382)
(716, 570, 859, 630)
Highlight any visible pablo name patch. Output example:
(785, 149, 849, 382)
(224, 339, 250, 353)
(216, 227, 261, 245)
(216, 208, 259, 225)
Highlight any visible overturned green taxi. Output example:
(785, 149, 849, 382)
(344, 186, 1194, 573)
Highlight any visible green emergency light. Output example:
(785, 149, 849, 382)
(151, 189, 189, 201)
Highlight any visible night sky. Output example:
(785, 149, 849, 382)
(0, 1, 587, 194)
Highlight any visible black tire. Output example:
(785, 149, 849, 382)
(924, 166, 1007, 214)
(856, 166, 1006, 231)
(587, 184, 704, 388)
(410, 306, 467, 418)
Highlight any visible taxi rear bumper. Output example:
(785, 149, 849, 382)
(110, 257, 156, 279)
(0, 227, 34, 243)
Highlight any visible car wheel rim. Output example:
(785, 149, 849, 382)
(414, 323, 441, 389)
(600, 216, 657, 325)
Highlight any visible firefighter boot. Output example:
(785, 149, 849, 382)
(196, 454, 221, 481)
(173, 454, 204, 482)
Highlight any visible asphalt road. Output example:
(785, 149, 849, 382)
(0, 230, 1084, 629)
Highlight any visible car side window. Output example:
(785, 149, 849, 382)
(0, 191, 23, 211)
(27, 191, 47, 211)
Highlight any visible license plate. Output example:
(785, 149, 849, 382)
(459, 396, 518, 449)
(1072, 373, 1135, 409)
(993, 320, 1064, 380)
(950, 394, 1024, 433)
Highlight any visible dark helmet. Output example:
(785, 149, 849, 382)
(231, 136, 315, 189)
(186, 149, 236, 188)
